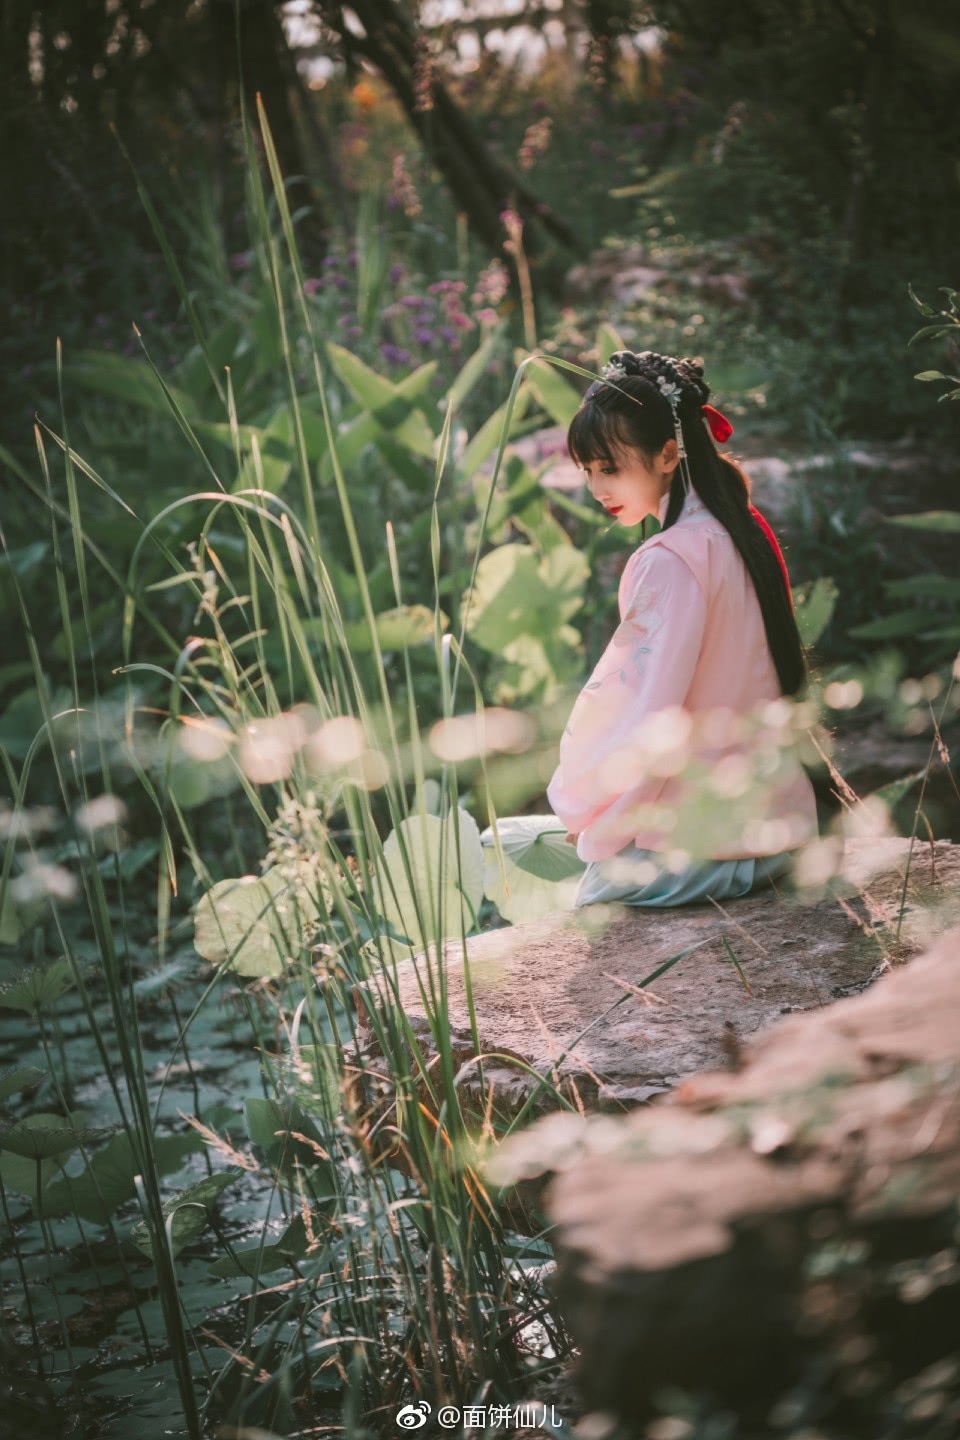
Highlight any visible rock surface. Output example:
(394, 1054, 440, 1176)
(564, 243, 753, 311)
(819, 714, 960, 848)
(830, 713, 957, 795)
(354, 839, 960, 1122)
(526, 920, 960, 1431)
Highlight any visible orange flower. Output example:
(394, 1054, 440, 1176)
(352, 80, 377, 112)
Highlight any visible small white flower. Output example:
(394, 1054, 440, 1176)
(12, 862, 78, 905)
(656, 375, 682, 405)
(601, 360, 628, 383)
(75, 794, 127, 834)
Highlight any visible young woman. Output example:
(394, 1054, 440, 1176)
(542, 348, 818, 909)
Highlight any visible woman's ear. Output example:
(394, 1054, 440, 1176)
(660, 437, 679, 476)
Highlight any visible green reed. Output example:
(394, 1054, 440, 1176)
(0, 102, 610, 1438)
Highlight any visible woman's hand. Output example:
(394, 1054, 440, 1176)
(564, 831, 579, 845)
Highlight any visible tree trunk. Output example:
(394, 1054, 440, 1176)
(275, 14, 353, 235)
(832, 1, 891, 342)
(213, 0, 327, 257)
(326, 0, 580, 282)
(1, 0, 34, 293)
(584, 0, 635, 85)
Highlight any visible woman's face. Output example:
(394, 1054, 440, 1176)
(578, 438, 678, 527)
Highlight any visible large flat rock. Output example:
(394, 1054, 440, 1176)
(512, 921, 960, 1430)
(355, 838, 960, 1116)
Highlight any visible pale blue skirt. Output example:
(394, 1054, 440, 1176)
(484, 813, 794, 911)
(574, 842, 794, 909)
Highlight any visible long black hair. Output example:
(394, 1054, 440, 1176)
(567, 350, 807, 697)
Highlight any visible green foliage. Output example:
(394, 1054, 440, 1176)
(0, 959, 77, 1015)
(0, 1113, 106, 1164)
(376, 807, 486, 953)
(524, 357, 583, 428)
(533, 3, 959, 443)
(887, 511, 960, 533)
(480, 816, 585, 925)
(0, 1120, 67, 1202)
(843, 286, 960, 663)
(340, 603, 444, 653)
(131, 1170, 242, 1261)
(194, 866, 325, 979)
(43, 1131, 202, 1223)
(794, 577, 839, 649)
(0, 1064, 46, 1102)
(208, 1215, 310, 1279)
(462, 541, 590, 704)
(0, 887, 22, 945)
(1, 102, 595, 1439)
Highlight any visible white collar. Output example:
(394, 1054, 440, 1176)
(657, 489, 708, 525)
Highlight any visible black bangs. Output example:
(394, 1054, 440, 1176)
(566, 378, 666, 468)
(567, 402, 632, 468)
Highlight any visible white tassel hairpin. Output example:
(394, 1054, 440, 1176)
(600, 357, 692, 501)
(655, 376, 691, 498)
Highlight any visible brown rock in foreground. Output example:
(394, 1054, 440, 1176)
(520, 922, 960, 1432)
(355, 839, 960, 1123)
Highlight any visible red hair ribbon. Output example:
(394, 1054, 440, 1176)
(701, 403, 734, 442)
(749, 503, 793, 608)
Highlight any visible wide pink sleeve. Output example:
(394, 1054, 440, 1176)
(545, 544, 707, 839)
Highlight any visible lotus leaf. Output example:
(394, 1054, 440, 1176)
(378, 807, 485, 953)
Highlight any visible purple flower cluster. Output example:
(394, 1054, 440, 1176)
(296, 246, 508, 376)
(297, 249, 367, 343)
(389, 153, 422, 218)
(471, 259, 509, 310)
(431, 279, 477, 342)
(302, 251, 358, 300)
(380, 278, 477, 361)
(587, 36, 611, 89)
(500, 209, 523, 257)
(518, 116, 552, 171)
(380, 342, 412, 366)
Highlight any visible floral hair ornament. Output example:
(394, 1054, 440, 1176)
(599, 350, 696, 500)
(654, 371, 692, 498)
(600, 358, 630, 384)
(701, 403, 734, 442)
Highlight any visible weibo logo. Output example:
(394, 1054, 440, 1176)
(395, 1400, 431, 1429)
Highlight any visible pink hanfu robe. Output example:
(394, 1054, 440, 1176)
(546, 490, 819, 867)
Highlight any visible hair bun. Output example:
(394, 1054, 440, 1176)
(676, 356, 710, 405)
(607, 350, 642, 376)
(600, 349, 710, 408)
